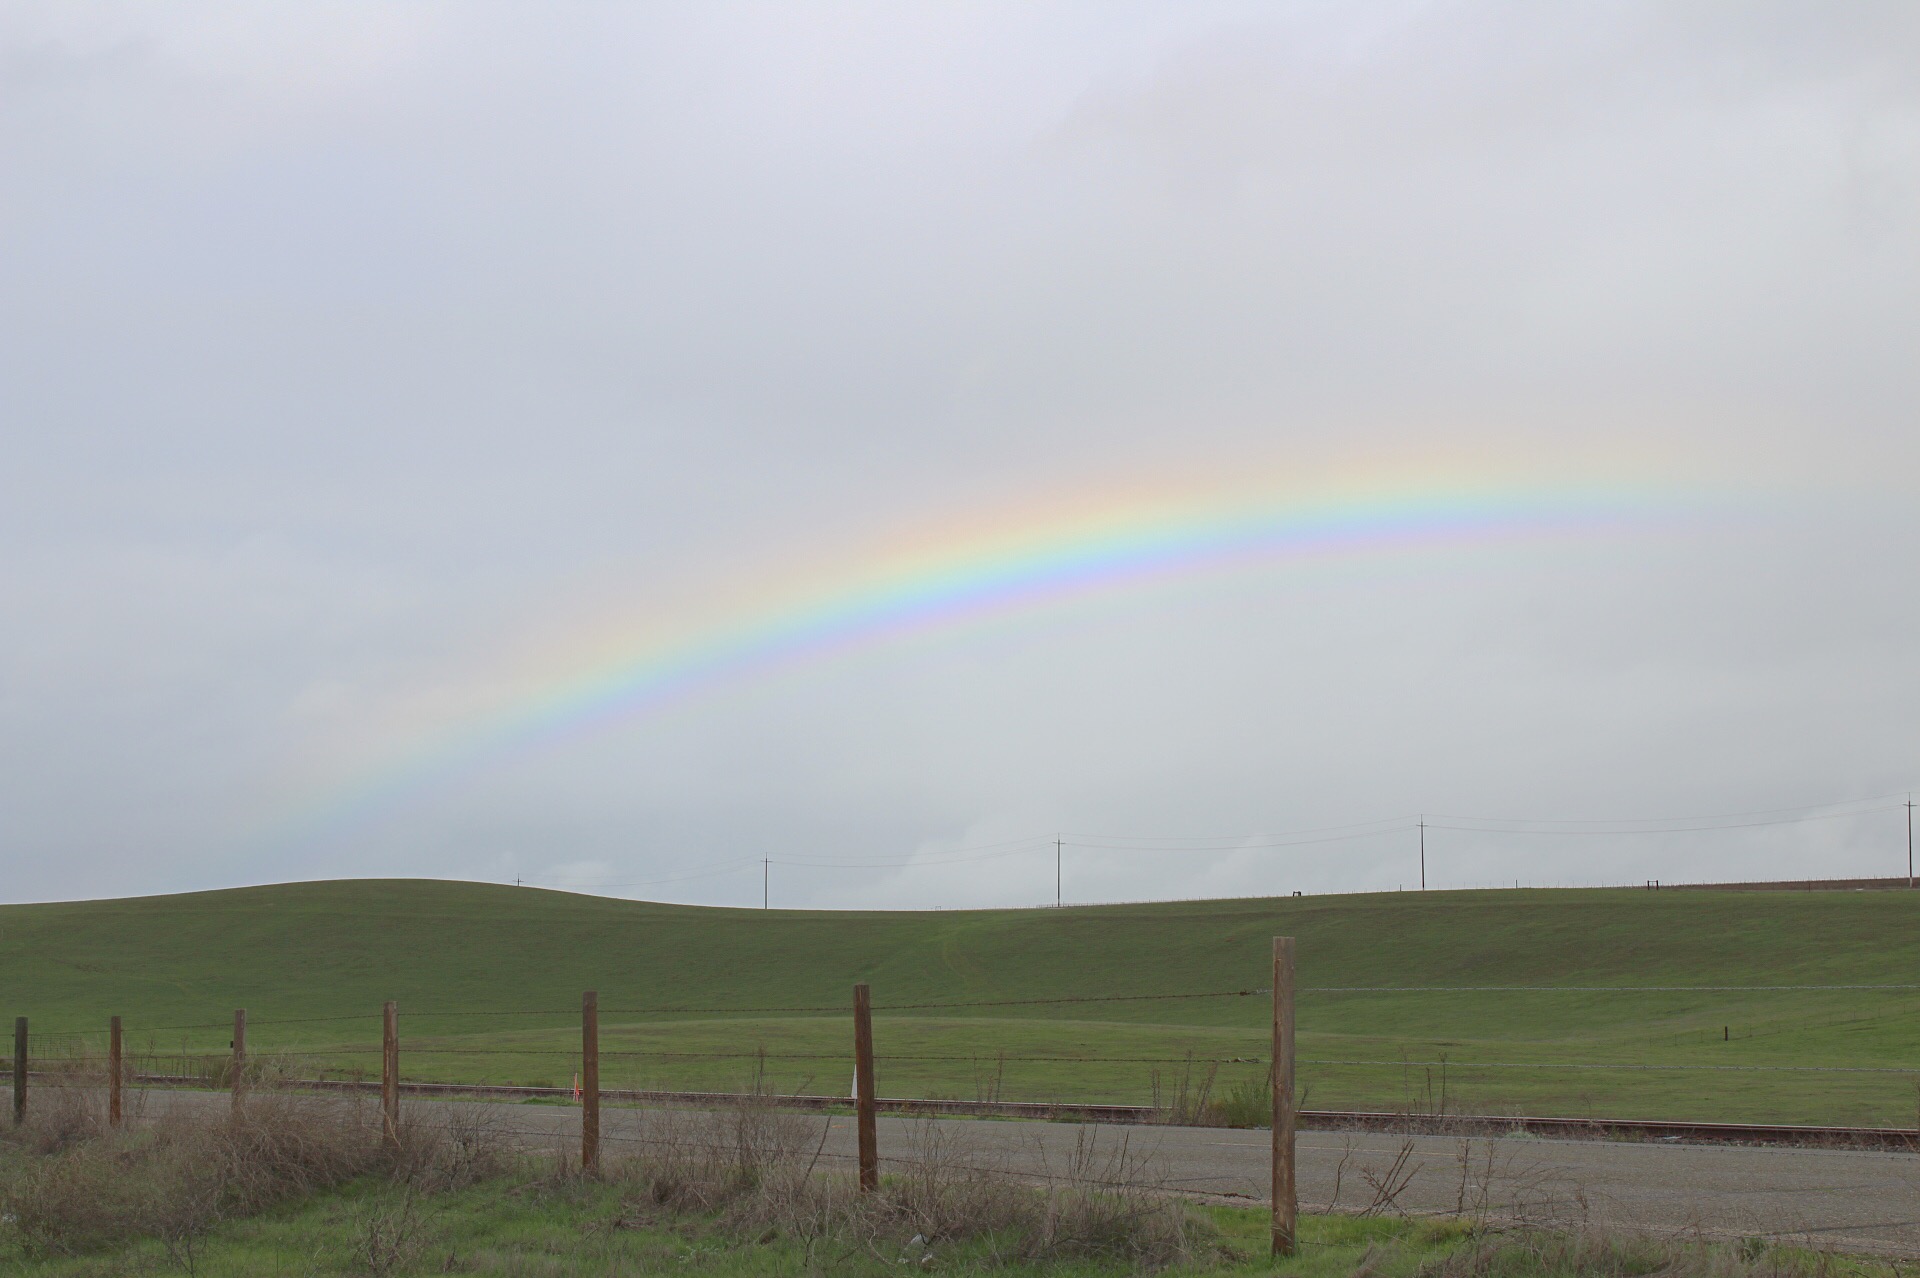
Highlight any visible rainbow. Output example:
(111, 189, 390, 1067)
(274, 472, 1687, 846)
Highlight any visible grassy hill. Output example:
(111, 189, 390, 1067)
(4, 880, 1917, 1125)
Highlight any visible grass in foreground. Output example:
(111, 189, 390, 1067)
(4, 1178, 1905, 1278)
(0, 1089, 1907, 1278)
(2, 1169, 1470, 1277)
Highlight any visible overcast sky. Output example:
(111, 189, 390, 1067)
(3, 2, 1917, 909)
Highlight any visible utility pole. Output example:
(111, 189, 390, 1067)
(1908, 795, 1914, 889)
(1419, 816, 1426, 891)
(1055, 836, 1062, 908)
(763, 858, 769, 910)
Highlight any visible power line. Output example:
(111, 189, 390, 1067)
(1427, 806, 1906, 837)
(1060, 815, 1416, 845)
(763, 844, 1049, 871)
(526, 859, 764, 890)
(515, 786, 1917, 899)
(1426, 793, 1911, 830)
(772, 833, 1059, 864)
(1066, 827, 1416, 853)
(1066, 793, 1914, 843)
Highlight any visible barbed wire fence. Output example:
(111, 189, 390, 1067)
(12, 987, 1918, 1126)
(10, 944, 1920, 1258)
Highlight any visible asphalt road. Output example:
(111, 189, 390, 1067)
(145, 1091, 1920, 1256)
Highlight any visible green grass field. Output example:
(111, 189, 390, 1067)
(0, 1169, 1896, 1278)
(0, 1181, 1540, 1278)
(5, 880, 1918, 1126)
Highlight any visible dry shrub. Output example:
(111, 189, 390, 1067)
(401, 1101, 513, 1190)
(624, 1091, 818, 1214)
(11, 1078, 109, 1156)
(8, 1085, 1194, 1269)
(1021, 1129, 1194, 1265)
(0, 1092, 512, 1259)
(349, 1188, 429, 1277)
(1416, 1229, 1887, 1278)
(604, 1102, 1207, 1270)
(2, 1094, 380, 1257)
(1147, 1061, 1281, 1129)
(215, 1093, 389, 1209)
(833, 1125, 1206, 1267)
(1148, 1054, 1218, 1126)
(0, 1052, 161, 1156)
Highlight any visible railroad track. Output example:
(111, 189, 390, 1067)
(124, 1073, 1920, 1150)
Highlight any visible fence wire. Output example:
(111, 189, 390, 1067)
(10, 977, 1918, 1127)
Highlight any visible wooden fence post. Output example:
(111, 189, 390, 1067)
(109, 1015, 123, 1128)
(853, 982, 878, 1193)
(231, 1009, 247, 1115)
(1271, 937, 1297, 1257)
(12, 1017, 25, 1126)
(382, 1001, 400, 1148)
(581, 990, 599, 1173)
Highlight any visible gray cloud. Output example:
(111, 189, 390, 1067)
(2, 2, 1917, 907)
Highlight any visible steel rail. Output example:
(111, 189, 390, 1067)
(117, 1074, 1920, 1149)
